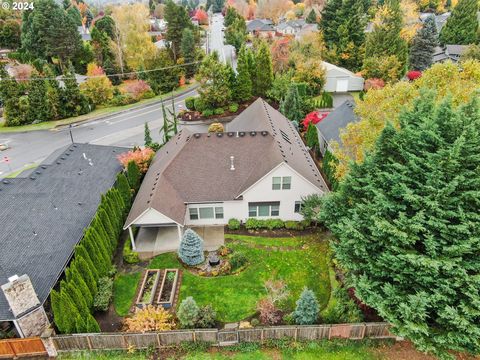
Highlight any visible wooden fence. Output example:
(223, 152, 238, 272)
(0, 337, 47, 358)
(52, 322, 394, 352)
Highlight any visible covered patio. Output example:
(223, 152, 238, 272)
(131, 225, 225, 260)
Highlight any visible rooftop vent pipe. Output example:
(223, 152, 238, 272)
(230, 156, 235, 171)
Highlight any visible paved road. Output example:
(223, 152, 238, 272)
(0, 88, 208, 177)
(208, 13, 237, 70)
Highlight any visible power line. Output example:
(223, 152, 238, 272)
(1, 61, 201, 82)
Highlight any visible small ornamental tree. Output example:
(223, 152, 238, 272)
(293, 287, 319, 325)
(118, 148, 155, 174)
(280, 85, 303, 123)
(178, 229, 205, 266)
(177, 296, 200, 328)
(127, 161, 141, 191)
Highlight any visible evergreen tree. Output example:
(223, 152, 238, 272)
(0, 73, 28, 126)
(71, 256, 98, 297)
(177, 296, 200, 328)
(27, 75, 51, 123)
(225, 17, 247, 53)
(293, 288, 319, 325)
(75, 314, 86, 333)
(50, 289, 67, 333)
(280, 85, 303, 123)
(180, 28, 197, 78)
(224, 6, 241, 27)
(85, 313, 101, 333)
(178, 229, 205, 266)
(364, 0, 408, 70)
(320, 0, 370, 71)
(235, 45, 253, 102)
(409, 15, 438, 71)
(65, 281, 90, 317)
(67, 6, 82, 26)
(253, 41, 274, 97)
(306, 123, 319, 151)
(59, 288, 81, 333)
(127, 161, 141, 191)
(196, 52, 232, 108)
(306, 9, 317, 24)
(44, 66, 63, 119)
(116, 173, 132, 208)
(319, 93, 480, 357)
(75, 244, 99, 280)
(439, 0, 479, 45)
(164, 0, 193, 60)
(70, 265, 94, 308)
(62, 66, 88, 117)
(98, 208, 117, 249)
(90, 225, 113, 265)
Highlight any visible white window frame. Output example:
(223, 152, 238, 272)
(248, 202, 280, 217)
(272, 176, 292, 190)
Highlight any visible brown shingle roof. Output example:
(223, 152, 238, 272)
(125, 98, 328, 227)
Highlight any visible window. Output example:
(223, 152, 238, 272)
(189, 206, 224, 220)
(215, 207, 224, 219)
(272, 177, 281, 190)
(294, 201, 302, 213)
(248, 202, 280, 217)
(199, 207, 214, 219)
(272, 176, 291, 190)
(189, 208, 198, 220)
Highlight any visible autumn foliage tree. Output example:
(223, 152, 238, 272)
(80, 63, 114, 105)
(124, 306, 175, 332)
(117, 148, 155, 174)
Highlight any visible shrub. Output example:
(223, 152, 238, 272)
(245, 218, 263, 230)
(228, 103, 239, 113)
(265, 219, 284, 230)
(257, 299, 281, 325)
(218, 245, 230, 256)
(364, 78, 385, 91)
(196, 305, 216, 328)
(124, 305, 175, 332)
(123, 241, 140, 264)
(178, 229, 205, 266)
(250, 318, 260, 327)
(142, 90, 155, 99)
(202, 109, 214, 117)
(117, 148, 155, 174)
(208, 122, 224, 133)
(110, 94, 137, 106)
(185, 96, 196, 110)
(120, 80, 152, 101)
(264, 279, 289, 305)
(230, 251, 248, 270)
(227, 218, 241, 230)
(177, 297, 199, 328)
(293, 288, 319, 325)
(214, 107, 225, 115)
(284, 221, 305, 230)
(93, 277, 114, 312)
(283, 312, 294, 325)
(406, 70, 422, 81)
(321, 288, 363, 324)
(194, 97, 207, 112)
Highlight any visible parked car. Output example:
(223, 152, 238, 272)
(0, 144, 9, 151)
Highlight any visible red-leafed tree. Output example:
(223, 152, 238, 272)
(194, 9, 208, 25)
(406, 70, 422, 81)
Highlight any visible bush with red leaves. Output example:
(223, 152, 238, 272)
(364, 78, 386, 91)
(257, 299, 282, 325)
(406, 70, 422, 81)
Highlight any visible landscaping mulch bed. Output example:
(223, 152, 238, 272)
(225, 226, 323, 238)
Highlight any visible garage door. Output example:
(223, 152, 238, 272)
(336, 78, 349, 92)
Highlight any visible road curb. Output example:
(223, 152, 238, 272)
(54, 85, 198, 130)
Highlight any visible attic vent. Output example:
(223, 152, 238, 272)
(61, 156, 66, 160)
(194, 133, 201, 138)
(239, 132, 245, 137)
(280, 130, 291, 144)
(227, 132, 234, 137)
(30, 176, 36, 180)
(41, 165, 47, 169)
(261, 131, 268, 136)
(56, 161, 61, 165)
(250, 131, 256, 136)
(2, 180, 10, 184)
(65, 153, 70, 156)
(35, 170, 41, 174)
(216, 133, 223, 137)
(69, 148, 74, 152)
(73, 144, 77, 148)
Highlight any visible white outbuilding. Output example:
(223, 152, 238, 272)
(322, 61, 364, 93)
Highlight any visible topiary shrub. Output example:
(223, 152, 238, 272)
(214, 107, 225, 115)
(93, 277, 114, 312)
(228, 103, 239, 113)
(185, 96, 196, 110)
(202, 109, 214, 117)
(230, 251, 248, 270)
(265, 219, 284, 230)
(227, 218, 241, 230)
(293, 287, 319, 325)
(178, 229, 205, 266)
(208, 122, 224, 133)
(177, 296, 199, 328)
(194, 97, 207, 112)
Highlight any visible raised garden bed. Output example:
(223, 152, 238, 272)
(135, 269, 160, 307)
(157, 269, 179, 308)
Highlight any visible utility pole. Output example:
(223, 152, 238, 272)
(69, 124, 74, 144)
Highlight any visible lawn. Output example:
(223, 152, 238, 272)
(113, 272, 141, 317)
(114, 234, 332, 322)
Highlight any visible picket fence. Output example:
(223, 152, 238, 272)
(51, 322, 394, 352)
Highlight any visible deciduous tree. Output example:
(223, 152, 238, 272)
(80, 63, 114, 105)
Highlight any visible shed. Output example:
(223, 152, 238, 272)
(322, 61, 364, 93)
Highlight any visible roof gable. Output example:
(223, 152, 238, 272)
(316, 100, 358, 145)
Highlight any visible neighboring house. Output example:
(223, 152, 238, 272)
(322, 61, 364, 93)
(295, 23, 319, 40)
(246, 19, 276, 37)
(433, 45, 468, 63)
(154, 39, 167, 49)
(124, 98, 328, 259)
(420, 11, 480, 32)
(55, 74, 87, 88)
(0, 144, 124, 334)
(315, 100, 358, 156)
(77, 25, 91, 42)
(276, 19, 305, 35)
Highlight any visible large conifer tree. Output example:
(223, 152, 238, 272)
(409, 15, 438, 71)
(439, 0, 479, 45)
(320, 92, 480, 357)
(234, 45, 253, 102)
(253, 41, 273, 97)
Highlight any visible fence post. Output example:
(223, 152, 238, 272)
(361, 323, 366, 339)
(328, 325, 332, 340)
(261, 328, 264, 343)
(86, 335, 93, 350)
(294, 327, 298, 342)
(193, 331, 196, 343)
(156, 332, 161, 348)
(40, 328, 58, 358)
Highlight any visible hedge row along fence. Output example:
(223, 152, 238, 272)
(50, 322, 395, 352)
(50, 162, 139, 334)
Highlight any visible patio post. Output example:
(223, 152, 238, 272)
(177, 224, 183, 242)
(128, 226, 136, 250)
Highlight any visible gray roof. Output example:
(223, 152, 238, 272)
(315, 100, 358, 146)
(247, 19, 275, 32)
(0, 143, 124, 321)
(445, 44, 468, 56)
(125, 98, 328, 227)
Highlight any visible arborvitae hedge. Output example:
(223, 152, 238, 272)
(51, 166, 136, 334)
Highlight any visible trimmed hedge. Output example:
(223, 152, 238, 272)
(227, 218, 241, 230)
(244, 219, 310, 231)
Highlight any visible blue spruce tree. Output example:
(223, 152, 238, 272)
(178, 229, 204, 266)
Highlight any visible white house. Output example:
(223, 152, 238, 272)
(322, 61, 364, 93)
(124, 98, 328, 259)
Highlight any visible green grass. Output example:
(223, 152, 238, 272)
(147, 234, 331, 322)
(0, 83, 196, 133)
(4, 163, 37, 178)
(113, 272, 141, 316)
(225, 234, 305, 248)
(57, 350, 149, 359)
